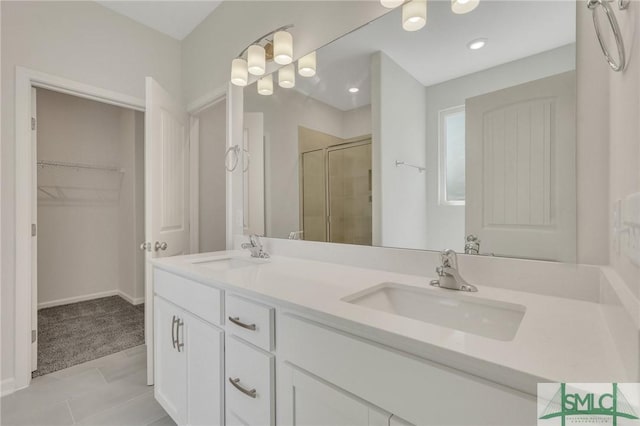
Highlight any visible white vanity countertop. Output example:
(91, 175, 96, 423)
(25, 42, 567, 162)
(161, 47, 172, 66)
(152, 251, 630, 395)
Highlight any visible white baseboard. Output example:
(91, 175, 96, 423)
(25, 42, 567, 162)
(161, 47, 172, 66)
(1, 378, 15, 397)
(117, 290, 144, 306)
(38, 290, 119, 310)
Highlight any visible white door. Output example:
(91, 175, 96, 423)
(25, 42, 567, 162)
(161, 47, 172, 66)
(282, 365, 390, 426)
(243, 113, 265, 235)
(31, 87, 38, 372)
(154, 296, 187, 425)
(185, 312, 224, 426)
(145, 77, 190, 385)
(465, 71, 576, 262)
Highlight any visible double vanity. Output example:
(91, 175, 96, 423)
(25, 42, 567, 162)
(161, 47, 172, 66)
(151, 245, 633, 426)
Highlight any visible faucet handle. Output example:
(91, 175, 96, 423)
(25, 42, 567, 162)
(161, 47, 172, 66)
(440, 249, 457, 268)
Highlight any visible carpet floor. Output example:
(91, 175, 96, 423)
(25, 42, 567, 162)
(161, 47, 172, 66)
(33, 295, 144, 378)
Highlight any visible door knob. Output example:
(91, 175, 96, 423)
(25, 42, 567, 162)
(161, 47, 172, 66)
(140, 242, 151, 251)
(155, 241, 168, 251)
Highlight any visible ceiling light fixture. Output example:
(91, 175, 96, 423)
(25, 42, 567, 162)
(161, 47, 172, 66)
(402, 0, 427, 32)
(348, 87, 359, 93)
(230, 24, 294, 86)
(467, 38, 487, 50)
(279, 64, 296, 88)
(273, 31, 293, 65)
(380, 0, 404, 8)
(452, 0, 479, 14)
(230, 58, 248, 87)
(258, 74, 273, 96)
(298, 51, 317, 77)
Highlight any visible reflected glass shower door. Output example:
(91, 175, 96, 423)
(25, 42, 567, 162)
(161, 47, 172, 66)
(327, 142, 372, 245)
(301, 150, 327, 242)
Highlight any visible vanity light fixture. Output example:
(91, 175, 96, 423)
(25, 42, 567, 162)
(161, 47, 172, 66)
(380, 0, 404, 8)
(229, 24, 294, 86)
(273, 31, 293, 65)
(247, 44, 266, 76)
(279, 64, 296, 88)
(348, 87, 359, 93)
(451, 0, 480, 14)
(230, 58, 248, 87)
(402, 0, 427, 32)
(258, 74, 273, 95)
(467, 38, 487, 50)
(298, 51, 317, 77)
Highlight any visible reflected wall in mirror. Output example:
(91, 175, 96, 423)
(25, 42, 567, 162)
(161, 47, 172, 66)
(243, 0, 577, 262)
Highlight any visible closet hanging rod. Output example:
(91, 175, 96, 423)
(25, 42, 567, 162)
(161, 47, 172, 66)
(37, 160, 124, 173)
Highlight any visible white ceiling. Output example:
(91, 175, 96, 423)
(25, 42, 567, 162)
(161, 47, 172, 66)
(292, 0, 576, 111)
(97, 1, 222, 40)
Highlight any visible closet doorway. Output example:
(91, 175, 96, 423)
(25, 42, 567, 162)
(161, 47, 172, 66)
(33, 88, 145, 377)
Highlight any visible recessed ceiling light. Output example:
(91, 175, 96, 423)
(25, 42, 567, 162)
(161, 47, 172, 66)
(348, 87, 359, 93)
(467, 38, 487, 50)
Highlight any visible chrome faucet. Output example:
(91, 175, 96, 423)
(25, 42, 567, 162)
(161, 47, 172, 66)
(430, 249, 477, 292)
(464, 234, 481, 255)
(241, 234, 270, 259)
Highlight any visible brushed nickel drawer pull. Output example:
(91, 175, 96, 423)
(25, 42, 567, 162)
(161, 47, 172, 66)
(229, 377, 257, 398)
(171, 315, 177, 349)
(176, 318, 184, 352)
(228, 316, 257, 331)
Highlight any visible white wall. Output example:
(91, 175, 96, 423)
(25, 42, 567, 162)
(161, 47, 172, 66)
(245, 87, 370, 239)
(198, 100, 227, 253)
(36, 89, 144, 307)
(423, 44, 577, 252)
(1, 0, 180, 383)
(608, 1, 640, 298)
(118, 109, 145, 304)
(372, 51, 428, 250)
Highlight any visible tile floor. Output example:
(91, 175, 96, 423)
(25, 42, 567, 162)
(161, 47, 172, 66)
(1, 345, 174, 426)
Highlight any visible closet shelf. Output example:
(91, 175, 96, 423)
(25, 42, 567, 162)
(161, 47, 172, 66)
(37, 160, 124, 205)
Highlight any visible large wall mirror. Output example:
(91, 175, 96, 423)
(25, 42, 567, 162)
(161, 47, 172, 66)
(242, 0, 577, 262)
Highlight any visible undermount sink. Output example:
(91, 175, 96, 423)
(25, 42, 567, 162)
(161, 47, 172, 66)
(191, 256, 261, 272)
(343, 282, 525, 341)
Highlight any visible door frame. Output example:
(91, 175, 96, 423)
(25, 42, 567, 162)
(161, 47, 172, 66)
(13, 67, 145, 391)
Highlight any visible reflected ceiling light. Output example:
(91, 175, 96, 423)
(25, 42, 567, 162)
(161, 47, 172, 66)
(247, 45, 266, 76)
(452, 0, 479, 14)
(402, 0, 427, 32)
(298, 51, 317, 77)
(273, 31, 293, 65)
(279, 64, 296, 88)
(348, 87, 359, 93)
(230, 58, 248, 87)
(380, 0, 404, 8)
(258, 74, 273, 95)
(467, 38, 487, 50)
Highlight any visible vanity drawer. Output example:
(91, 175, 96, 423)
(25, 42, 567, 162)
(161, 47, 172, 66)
(225, 293, 275, 351)
(154, 269, 223, 326)
(226, 335, 275, 426)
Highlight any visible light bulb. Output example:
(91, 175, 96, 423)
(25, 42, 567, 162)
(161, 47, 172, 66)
(402, 0, 427, 32)
(273, 31, 293, 65)
(278, 64, 295, 88)
(380, 0, 404, 8)
(230, 58, 248, 87)
(298, 51, 317, 77)
(247, 45, 266, 76)
(258, 74, 273, 95)
(452, 0, 479, 14)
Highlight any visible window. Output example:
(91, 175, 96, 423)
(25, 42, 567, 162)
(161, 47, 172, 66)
(438, 106, 465, 206)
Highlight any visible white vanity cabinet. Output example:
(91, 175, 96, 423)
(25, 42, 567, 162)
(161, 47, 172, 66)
(154, 270, 225, 426)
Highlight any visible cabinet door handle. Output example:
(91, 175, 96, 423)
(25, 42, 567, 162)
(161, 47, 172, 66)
(176, 318, 184, 352)
(228, 316, 257, 331)
(229, 377, 257, 398)
(171, 315, 177, 349)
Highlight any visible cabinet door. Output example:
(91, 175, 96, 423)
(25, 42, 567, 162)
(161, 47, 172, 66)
(154, 296, 187, 425)
(285, 365, 390, 426)
(185, 312, 224, 426)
